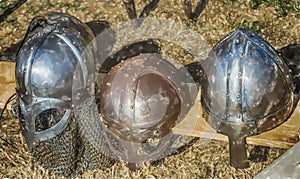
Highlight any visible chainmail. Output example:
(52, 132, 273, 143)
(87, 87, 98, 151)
(12, 96, 115, 178)
(12, 94, 198, 176)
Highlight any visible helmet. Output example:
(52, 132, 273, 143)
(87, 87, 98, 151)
(15, 12, 96, 148)
(201, 28, 294, 131)
(99, 53, 197, 163)
(200, 28, 295, 168)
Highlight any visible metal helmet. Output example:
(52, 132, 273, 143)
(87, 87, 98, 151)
(99, 53, 197, 163)
(15, 12, 96, 148)
(200, 28, 295, 168)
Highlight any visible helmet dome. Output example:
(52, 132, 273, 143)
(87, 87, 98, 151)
(200, 28, 295, 168)
(15, 13, 96, 148)
(201, 28, 294, 132)
(100, 54, 181, 143)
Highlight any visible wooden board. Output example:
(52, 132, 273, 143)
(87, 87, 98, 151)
(0, 61, 15, 109)
(173, 93, 300, 149)
(1, 62, 299, 149)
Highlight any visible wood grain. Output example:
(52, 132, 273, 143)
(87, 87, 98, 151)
(173, 92, 300, 149)
(0, 61, 15, 109)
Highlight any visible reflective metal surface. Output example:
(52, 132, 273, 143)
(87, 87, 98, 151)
(15, 12, 96, 148)
(101, 56, 180, 143)
(201, 28, 295, 168)
(99, 53, 197, 163)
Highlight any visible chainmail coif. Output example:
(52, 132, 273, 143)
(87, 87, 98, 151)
(14, 95, 115, 178)
(12, 94, 198, 177)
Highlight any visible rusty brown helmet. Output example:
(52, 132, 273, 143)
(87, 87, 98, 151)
(99, 53, 197, 162)
(101, 54, 181, 142)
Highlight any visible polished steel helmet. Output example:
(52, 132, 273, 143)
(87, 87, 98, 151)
(200, 28, 295, 168)
(99, 53, 197, 163)
(15, 12, 96, 148)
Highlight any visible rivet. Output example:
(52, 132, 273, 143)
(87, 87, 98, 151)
(130, 89, 136, 94)
(153, 129, 159, 136)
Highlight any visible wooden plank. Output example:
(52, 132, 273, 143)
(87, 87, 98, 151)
(1, 62, 300, 148)
(255, 141, 300, 178)
(0, 62, 15, 109)
(173, 92, 300, 149)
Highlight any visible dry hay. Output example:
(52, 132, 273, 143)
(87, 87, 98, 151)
(0, 0, 298, 178)
(0, 110, 286, 178)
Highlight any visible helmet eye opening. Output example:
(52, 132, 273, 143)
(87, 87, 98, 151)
(35, 108, 66, 132)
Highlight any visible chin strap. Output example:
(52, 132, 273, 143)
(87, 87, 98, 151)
(0, 93, 17, 149)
